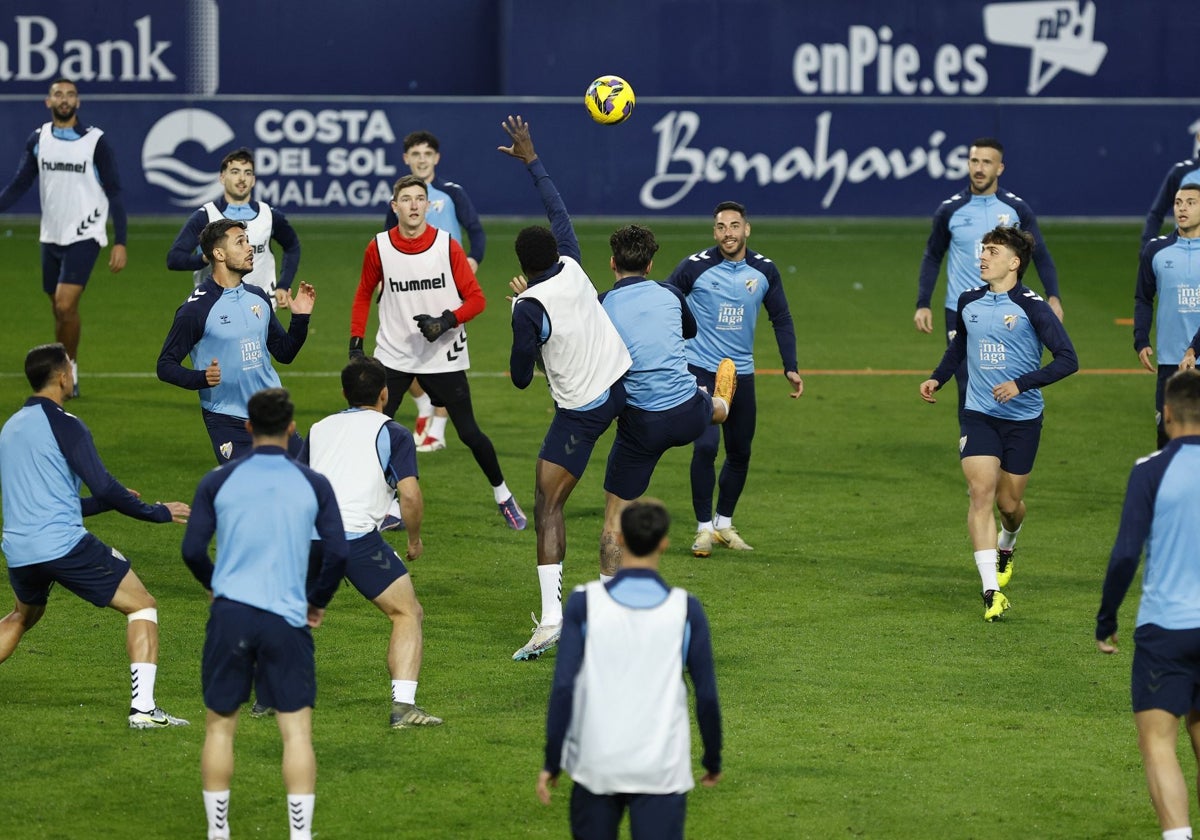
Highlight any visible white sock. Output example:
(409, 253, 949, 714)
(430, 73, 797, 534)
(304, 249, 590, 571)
(413, 392, 433, 417)
(975, 549, 1000, 592)
(71, 359, 79, 386)
(493, 482, 512, 504)
(712, 396, 729, 416)
(600, 573, 614, 584)
(998, 524, 1021, 551)
(538, 563, 563, 626)
(714, 514, 732, 530)
(288, 794, 314, 840)
(203, 789, 230, 840)
(697, 520, 713, 533)
(131, 663, 157, 713)
(391, 679, 417, 705)
(1163, 828, 1192, 840)
(428, 415, 448, 441)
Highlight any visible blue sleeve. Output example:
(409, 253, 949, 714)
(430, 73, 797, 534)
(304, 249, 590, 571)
(306, 472, 348, 608)
(761, 262, 799, 371)
(1191, 326, 1200, 357)
(1143, 165, 1183, 246)
(685, 595, 722, 775)
(93, 134, 126, 245)
(0, 131, 39, 213)
(527, 158, 580, 263)
(50, 414, 172, 523)
(157, 302, 211, 390)
(543, 589, 587, 774)
(917, 205, 952, 309)
(271, 208, 302, 290)
(181, 472, 220, 589)
(1134, 242, 1159, 352)
(930, 299, 969, 384)
(384, 421, 418, 483)
(510, 298, 548, 389)
(1096, 456, 1161, 639)
(1017, 203, 1059, 300)
(443, 181, 486, 265)
(1012, 298, 1078, 393)
(665, 257, 695, 295)
(166, 209, 209, 271)
(266, 309, 310, 364)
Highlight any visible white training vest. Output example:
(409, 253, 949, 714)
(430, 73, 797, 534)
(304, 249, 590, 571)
(194, 202, 278, 302)
(562, 582, 694, 795)
(374, 228, 470, 373)
(306, 408, 395, 534)
(36, 123, 108, 247)
(517, 257, 631, 409)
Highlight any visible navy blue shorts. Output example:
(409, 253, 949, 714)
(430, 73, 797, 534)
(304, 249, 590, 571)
(343, 530, 408, 601)
(41, 239, 101, 294)
(1131, 623, 1200, 715)
(7, 533, 129, 607)
(201, 598, 316, 715)
(539, 381, 626, 479)
(958, 410, 1042, 476)
(202, 409, 303, 464)
(569, 782, 687, 840)
(604, 390, 712, 500)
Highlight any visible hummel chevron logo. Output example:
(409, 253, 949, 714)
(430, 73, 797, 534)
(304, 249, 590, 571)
(564, 434, 580, 455)
(290, 802, 304, 827)
(214, 799, 228, 827)
(187, 290, 208, 303)
(75, 208, 101, 237)
(445, 331, 466, 362)
(371, 550, 390, 570)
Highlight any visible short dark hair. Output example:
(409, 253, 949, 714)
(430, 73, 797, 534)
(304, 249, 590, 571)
(342, 357, 387, 407)
(1178, 183, 1200, 197)
(970, 137, 1004, 156)
(392, 174, 428, 201)
(620, 500, 671, 557)
(713, 200, 747, 219)
(199, 219, 247, 263)
(981, 225, 1034, 279)
(25, 343, 70, 390)
(609, 224, 659, 274)
(220, 147, 255, 173)
(48, 77, 77, 94)
(247, 388, 294, 437)
(403, 131, 440, 153)
(1166, 369, 1200, 427)
(514, 226, 559, 276)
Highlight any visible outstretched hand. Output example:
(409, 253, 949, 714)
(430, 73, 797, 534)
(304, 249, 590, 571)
(498, 115, 538, 164)
(288, 282, 316, 315)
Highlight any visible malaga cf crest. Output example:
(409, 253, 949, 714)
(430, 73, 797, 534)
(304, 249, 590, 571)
(220, 441, 233, 460)
(1003, 314, 1019, 330)
(997, 213, 1012, 226)
(251, 304, 262, 319)
(745, 277, 758, 294)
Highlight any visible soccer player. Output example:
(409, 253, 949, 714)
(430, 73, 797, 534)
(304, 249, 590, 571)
(537, 500, 722, 840)
(0, 343, 190, 729)
(497, 115, 632, 662)
(166, 147, 301, 310)
(182, 388, 348, 840)
(665, 201, 802, 557)
(600, 224, 736, 574)
(1141, 129, 1200, 247)
(383, 130, 487, 450)
(913, 137, 1063, 415)
(1134, 183, 1200, 448)
(1096, 368, 1200, 840)
(349, 174, 526, 529)
(919, 226, 1078, 621)
(0, 77, 129, 396)
(298, 358, 442, 728)
(157, 219, 315, 464)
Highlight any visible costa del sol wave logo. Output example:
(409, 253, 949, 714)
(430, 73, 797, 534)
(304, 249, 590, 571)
(142, 108, 233, 206)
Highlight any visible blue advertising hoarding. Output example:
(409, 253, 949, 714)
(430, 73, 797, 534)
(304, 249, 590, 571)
(0, 98, 1196, 218)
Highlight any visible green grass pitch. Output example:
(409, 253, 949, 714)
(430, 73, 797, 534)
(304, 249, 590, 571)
(0, 216, 1167, 837)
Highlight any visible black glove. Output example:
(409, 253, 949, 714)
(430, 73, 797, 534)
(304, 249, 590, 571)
(414, 309, 457, 342)
(349, 336, 365, 359)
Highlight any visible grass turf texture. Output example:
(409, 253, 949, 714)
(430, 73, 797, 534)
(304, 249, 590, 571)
(0, 217, 1163, 838)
